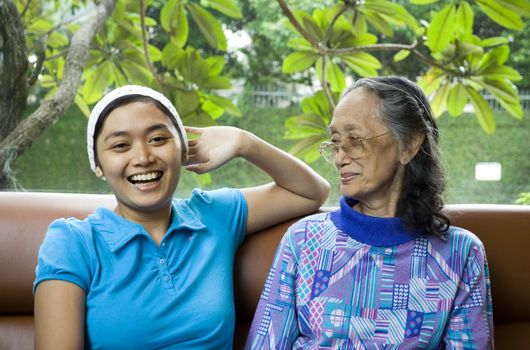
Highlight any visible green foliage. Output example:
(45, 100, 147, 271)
(280, 0, 529, 156)
(13, 101, 529, 206)
(18, 0, 243, 124)
(516, 192, 530, 205)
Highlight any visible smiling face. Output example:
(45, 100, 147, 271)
(95, 101, 182, 217)
(329, 87, 406, 215)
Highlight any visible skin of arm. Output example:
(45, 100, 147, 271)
(184, 126, 331, 234)
(34, 280, 85, 350)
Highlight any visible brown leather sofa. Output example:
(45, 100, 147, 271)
(1, 191, 529, 349)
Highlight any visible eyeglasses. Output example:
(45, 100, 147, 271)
(318, 131, 391, 163)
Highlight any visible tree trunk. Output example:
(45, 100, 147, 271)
(0, 0, 117, 189)
(0, 1, 29, 188)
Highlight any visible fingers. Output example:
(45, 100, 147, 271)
(185, 126, 203, 135)
(185, 162, 208, 174)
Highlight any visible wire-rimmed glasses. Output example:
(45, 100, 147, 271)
(318, 131, 391, 163)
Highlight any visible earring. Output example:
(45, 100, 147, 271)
(95, 167, 104, 178)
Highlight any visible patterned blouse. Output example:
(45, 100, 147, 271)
(246, 197, 493, 349)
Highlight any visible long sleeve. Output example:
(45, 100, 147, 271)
(444, 242, 494, 349)
(245, 230, 300, 350)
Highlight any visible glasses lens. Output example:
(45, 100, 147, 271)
(319, 143, 334, 162)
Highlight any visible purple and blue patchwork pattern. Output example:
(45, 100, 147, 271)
(246, 209, 493, 349)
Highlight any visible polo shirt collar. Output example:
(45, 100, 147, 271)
(90, 199, 206, 252)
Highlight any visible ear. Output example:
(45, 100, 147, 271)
(399, 133, 425, 165)
(95, 166, 104, 178)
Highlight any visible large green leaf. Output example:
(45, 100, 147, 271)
(171, 3, 189, 48)
(206, 56, 225, 77)
(285, 113, 328, 139)
(430, 82, 450, 117)
(47, 32, 69, 48)
(478, 45, 510, 69)
(288, 135, 327, 163)
(27, 19, 53, 35)
(161, 0, 178, 32)
(480, 65, 522, 81)
(75, 94, 91, 118)
(464, 86, 496, 134)
(161, 42, 184, 70)
(174, 91, 200, 117)
(481, 37, 509, 47)
(287, 38, 315, 51)
(495, 0, 530, 17)
(187, 3, 227, 51)
(447, 83, 468, 117)
(326, 61, 346, 93)
(361, 10, 393, 36)
(393, 50, 410, 62)
(200, 76, 231, 89)
(410, 0, 439, 4)
(473, 79, 523, 119)
(204, 0, 242, 18)
(300, 91, 334, 122)
(340, 52, 381, 77)
(363, 0, 418, 32)
(455, 1, 473, 36)
(201, 100, 224, 119)
(476, 0, 524, 30)
(121, 61, 153, 86)
(282, 52, 319, 73)
(207, 95, 241, 117)
(83, 61, 114, 104)
(427, 3, 456, 53)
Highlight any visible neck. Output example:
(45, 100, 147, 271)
(115, 204, 172, 245)
(353, 167, 403, 217)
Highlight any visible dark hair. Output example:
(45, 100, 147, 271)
(342, 76, 450, 237)
(93, 95, 185, 166)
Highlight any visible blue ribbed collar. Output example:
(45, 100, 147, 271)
(89, 199, 206, 252)
(330, 196, 417, 247)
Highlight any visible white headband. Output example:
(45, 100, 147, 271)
(86, 85, 188, 173)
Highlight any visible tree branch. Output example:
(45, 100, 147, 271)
(140, 0, 165, 90)
(320, 55, 336, 110)
(0, 0, 117, 177)
(277, 0, 320, 49)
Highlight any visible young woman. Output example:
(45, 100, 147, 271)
(246, 77, 493, 349)
(33, 85, 330, 349)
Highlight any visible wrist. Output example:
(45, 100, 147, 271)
(237, 129, 257, 159)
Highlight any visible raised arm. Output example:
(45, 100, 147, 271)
(34, 281, 85, 349)
(184, 126, 330, 234)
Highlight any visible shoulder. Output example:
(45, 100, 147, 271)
(184, 187, 244, 207)
(428, 225, 487, 263)
(445, 225, 485, 250)
(46, 215, 94, 243)
(285, 211, 336, 247)
(175, 187, 246, 226)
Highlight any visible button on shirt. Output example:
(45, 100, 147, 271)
(34, 188, 247, 349)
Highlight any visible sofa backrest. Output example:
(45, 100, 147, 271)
(1, 191, 529, 349)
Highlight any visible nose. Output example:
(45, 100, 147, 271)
(133, 143, 155, 166)
(334, 147, 352, 168)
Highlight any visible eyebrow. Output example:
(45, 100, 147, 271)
(328, 123, 362, 133)
(103, 123, 171, 142)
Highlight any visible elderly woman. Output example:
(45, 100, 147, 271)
(246, 76, 493, 349)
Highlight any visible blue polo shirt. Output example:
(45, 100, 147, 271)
(34, 188, 247, 349)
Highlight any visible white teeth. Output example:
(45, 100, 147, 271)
(130, 172, 160, 182)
